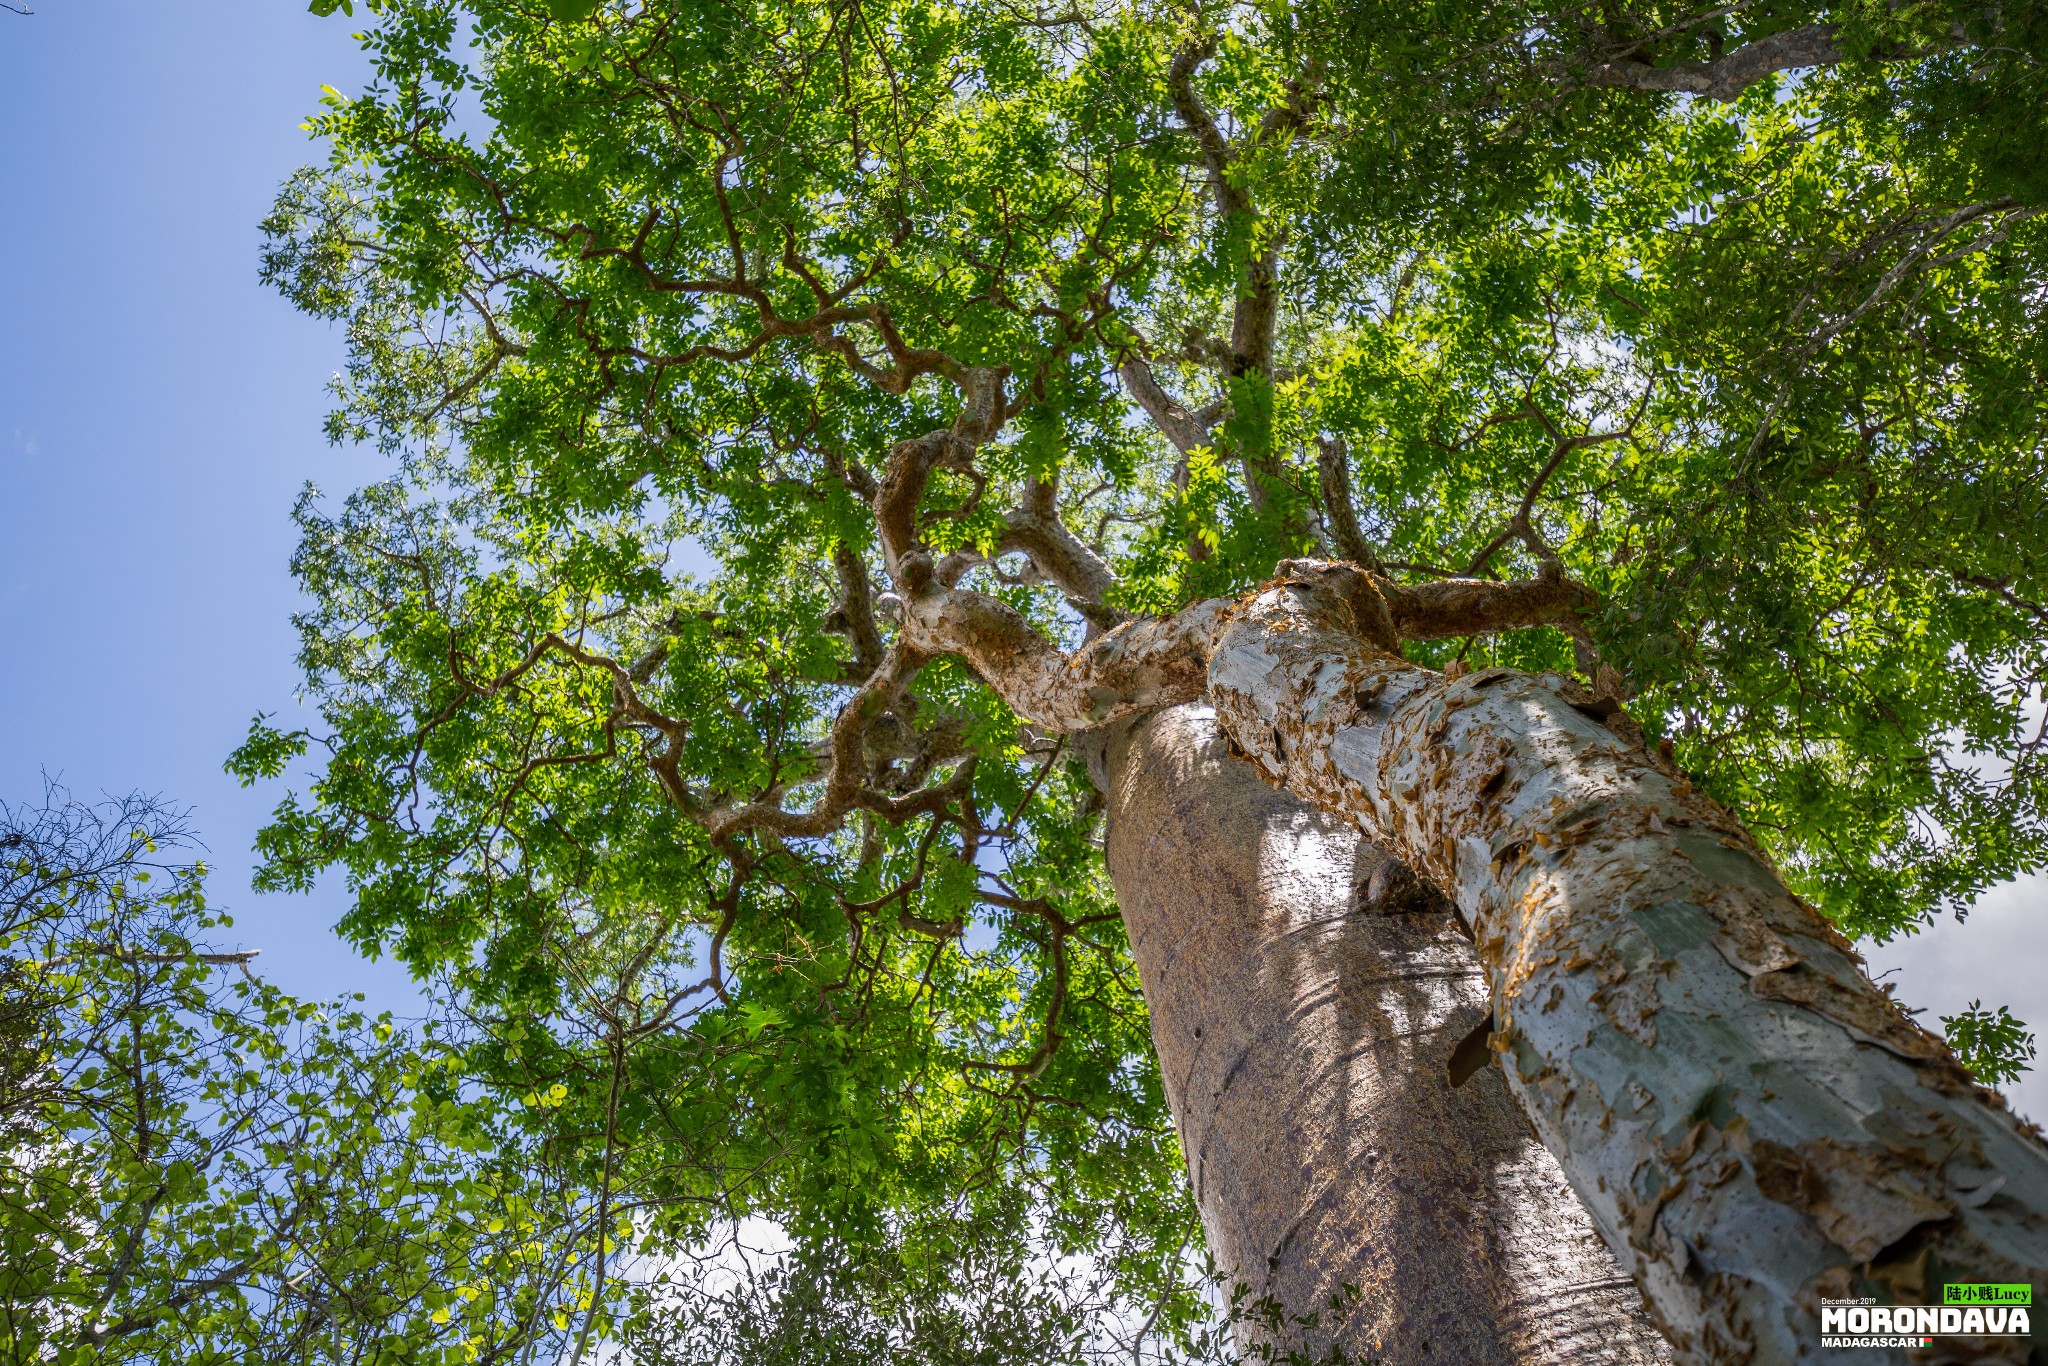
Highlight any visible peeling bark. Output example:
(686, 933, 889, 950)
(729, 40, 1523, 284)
(898, 570, 1587, 734)
(1203, 564, 2048, 1364)
(1100, 704, 1671, 1365)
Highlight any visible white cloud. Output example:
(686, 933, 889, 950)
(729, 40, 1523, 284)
(1862, 871, 2048, 1123)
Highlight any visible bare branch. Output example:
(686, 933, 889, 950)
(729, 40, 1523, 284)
(29, 944, 261, 972)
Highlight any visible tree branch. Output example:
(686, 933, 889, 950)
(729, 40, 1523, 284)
(704, 646, 953, 841)
(1118, 358, 1214, 457)
(1468, 402, 1638, 575)
(996, 508, 1121, 610)
(1384, 571, 1596, 640)
(901, 589, 1229, 731)
(1751, 199, 2031, 455)
(30, 944, 261, 974)
(83, 1252, 268, 1345)
(1316, 435, 1383, 573)
(1166, 38, 1243, 221)
(902, 562, 1592, 734)
(872, 366, 1010, 584)
(827, 542, 888, 675)
(1165, 40, 1282, 382)
(1581, 22, 1850, 102)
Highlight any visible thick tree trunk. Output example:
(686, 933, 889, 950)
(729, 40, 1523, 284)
(1098, 702, 1672, 1364)
(906, 558, 2048, 1360)
(1202, 567, 2048, 1364)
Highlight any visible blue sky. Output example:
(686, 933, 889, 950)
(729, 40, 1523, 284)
(0, 1, 413, 1009)
(1, 0, 2042, 1116)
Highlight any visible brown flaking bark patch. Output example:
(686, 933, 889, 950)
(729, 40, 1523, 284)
(1750, 1137, 1953, 1261)
(1749, 964, 1947, 1063)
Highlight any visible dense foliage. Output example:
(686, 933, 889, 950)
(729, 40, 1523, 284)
(221, 0, 2048, 1352)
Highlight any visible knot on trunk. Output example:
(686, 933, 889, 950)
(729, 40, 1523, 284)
(1270, 558, 1400, 651)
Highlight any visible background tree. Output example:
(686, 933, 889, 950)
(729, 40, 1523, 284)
(238, 0, 2048, 1360)
(0, 788, 622, 1363)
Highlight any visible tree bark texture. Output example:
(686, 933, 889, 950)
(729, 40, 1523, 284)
(1202, 567, 2048, 1364)
(1100, 703, 1673, 1365)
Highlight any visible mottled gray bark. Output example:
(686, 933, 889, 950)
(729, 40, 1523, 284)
(1100, 703, 1671, 1365)
(1205, 567, 2048, 1364)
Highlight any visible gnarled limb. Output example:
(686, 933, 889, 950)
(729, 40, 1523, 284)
(1386, 571, 1596, 640)
(1166, 38, 1244, 222)
(899, 556, 1593, 734)
(872, 365, 1010, 583)
(870, 380, 1596, 730)
(994, 507, 1121, 613)
(1575, 12, 1999, 104)
(901, 588, 1229, 730)
(864, 372, 1125, 631)
(826, 541, 888, 676)
(704, 645, 951, 841)
(1162, 40, 1309, 379)
(1161, 38, 1316, 524)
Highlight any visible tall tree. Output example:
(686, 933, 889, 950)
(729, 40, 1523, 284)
(245, 0, 2048, 1359)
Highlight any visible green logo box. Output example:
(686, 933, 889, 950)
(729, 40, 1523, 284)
(1943, 1284, 2033, 1306)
